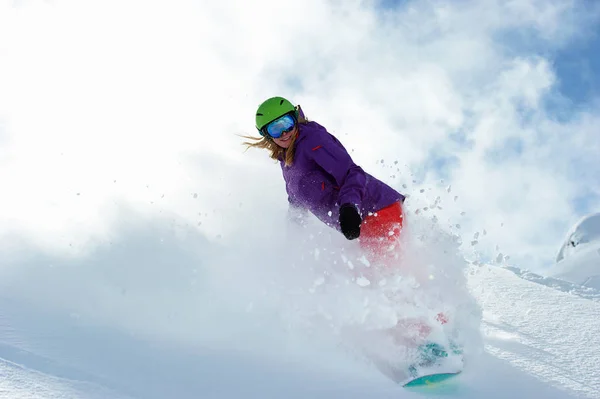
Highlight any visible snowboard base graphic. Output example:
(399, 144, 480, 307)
(402, 370, 462, 387)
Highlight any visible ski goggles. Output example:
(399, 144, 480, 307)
(261, 113, 296, 139)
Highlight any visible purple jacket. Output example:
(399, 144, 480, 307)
(280, 120, 405, 231)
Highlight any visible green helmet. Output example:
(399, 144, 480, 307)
(255, 96, 296, 131)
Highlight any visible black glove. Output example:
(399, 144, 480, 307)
(339, 204, 361, 240)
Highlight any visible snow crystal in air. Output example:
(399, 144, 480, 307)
(356, 277, 371, 287)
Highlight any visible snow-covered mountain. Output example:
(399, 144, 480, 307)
(547, 212, 600, 290)
(1, 211, 599, 398)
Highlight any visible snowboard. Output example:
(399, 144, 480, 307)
(402, 370, 462, 387)
(400, 341, 464, 388)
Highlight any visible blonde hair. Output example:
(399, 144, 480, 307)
(242, 105, 309, 167)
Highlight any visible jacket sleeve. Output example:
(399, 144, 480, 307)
(309, 134, 366, 210)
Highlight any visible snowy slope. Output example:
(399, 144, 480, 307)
(0, 214, 598, 398)
(555, 213, 600, 264)
(2, 269, 597, 399)
(470, 266, 600, 398)
(502, 266, 600, 302)
(547, 213, 600, 290)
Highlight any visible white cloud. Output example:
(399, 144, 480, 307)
(0, 0, 598, 269)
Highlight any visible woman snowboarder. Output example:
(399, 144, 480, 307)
(244, 97, 459, 383)
(245, 96, 406, 266)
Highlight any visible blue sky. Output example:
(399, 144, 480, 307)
(553, 32, 600, 105)
(374, 0, 600, 106)
(374, 0, 600, 216)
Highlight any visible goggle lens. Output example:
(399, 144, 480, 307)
(263, 114, 296, 139)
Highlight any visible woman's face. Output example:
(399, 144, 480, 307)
(272, 125, 298, 149)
